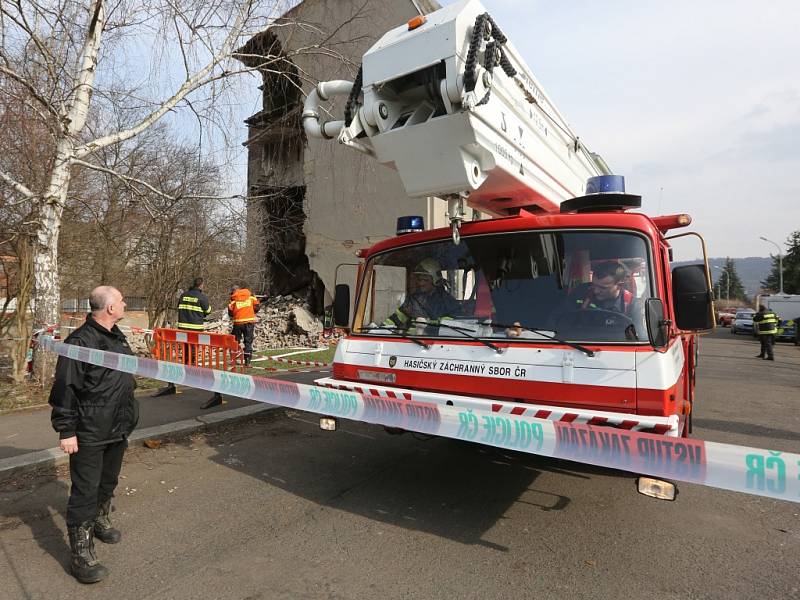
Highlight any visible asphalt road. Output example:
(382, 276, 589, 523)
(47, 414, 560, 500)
(1, 329, 798, 600)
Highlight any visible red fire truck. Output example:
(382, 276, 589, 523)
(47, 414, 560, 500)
(304, 0, 714, 439)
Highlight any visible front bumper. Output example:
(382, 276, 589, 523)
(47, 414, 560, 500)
(314, 376, 681, 437)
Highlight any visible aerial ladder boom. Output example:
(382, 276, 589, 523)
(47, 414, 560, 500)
(302, 0, 610, 239)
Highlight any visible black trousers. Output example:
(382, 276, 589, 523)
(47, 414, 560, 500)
(66, 439, 127, 527)
(232, 323, 255, 363)
(758, 334, 775, 359)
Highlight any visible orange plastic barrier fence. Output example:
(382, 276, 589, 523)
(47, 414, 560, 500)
(152, 328, 242, 372)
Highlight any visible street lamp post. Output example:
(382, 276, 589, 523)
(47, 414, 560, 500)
(759, 236, 784, 294)
(713, 265, 730, 301)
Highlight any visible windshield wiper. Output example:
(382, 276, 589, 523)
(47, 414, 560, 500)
(490, 322, 596, 357)
(412, 319, 502, 353)
(355, 325, 430, 349)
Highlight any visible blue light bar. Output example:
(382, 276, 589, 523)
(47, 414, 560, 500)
(586, 175, 626, 194)
(396, 215, 424, 235)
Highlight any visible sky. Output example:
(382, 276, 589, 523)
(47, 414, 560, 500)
(438, 0, 800, 260)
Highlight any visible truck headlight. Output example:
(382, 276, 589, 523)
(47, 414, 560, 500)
(637, 477, 677, 501)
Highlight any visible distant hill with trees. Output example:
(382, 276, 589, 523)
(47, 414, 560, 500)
(673, 257, 772, 298)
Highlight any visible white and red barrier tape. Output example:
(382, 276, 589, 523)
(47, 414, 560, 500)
(32, 323, 154, 337)
(250, 364, 329, 374)
(252, 355, 330, 368)
(37, 335, 800, 505)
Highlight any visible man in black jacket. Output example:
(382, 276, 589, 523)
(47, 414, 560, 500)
(50, 286, 139, 584)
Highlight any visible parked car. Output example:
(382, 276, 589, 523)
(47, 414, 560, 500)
(776, 319, 797, 343)
(731, 310, 755, 335)
(718, 308, 737, 327)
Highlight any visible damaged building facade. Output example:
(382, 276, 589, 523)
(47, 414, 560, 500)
(238, 0, 446, 316)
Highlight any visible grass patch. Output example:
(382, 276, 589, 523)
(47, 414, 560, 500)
(252, 342, 338, 370)
(0, 380, 49, 413)
(135, 376, 167, 390)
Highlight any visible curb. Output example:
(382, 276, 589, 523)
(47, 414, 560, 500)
(0, 403, 277, 482)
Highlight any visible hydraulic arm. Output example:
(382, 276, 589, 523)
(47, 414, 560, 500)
(302, 0, 610, 240)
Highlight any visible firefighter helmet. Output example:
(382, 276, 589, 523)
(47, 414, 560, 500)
(413, 258, 443, 284)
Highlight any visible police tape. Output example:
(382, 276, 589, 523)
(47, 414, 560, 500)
(38, 335, 800, 504)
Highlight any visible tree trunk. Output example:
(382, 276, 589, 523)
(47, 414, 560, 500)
(32, 145, 73, 385)
(31, 0, 106, 385)
(10, 238, 34, 383)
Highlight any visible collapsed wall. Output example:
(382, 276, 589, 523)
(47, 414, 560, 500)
(238, 1, 446, 340)
(239, 31, 325, 316)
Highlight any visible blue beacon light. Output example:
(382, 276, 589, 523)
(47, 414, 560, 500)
(396, 216, 424, 235)
(585, 175, 626, 194)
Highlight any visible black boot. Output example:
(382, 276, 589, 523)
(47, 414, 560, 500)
(68, 521, 109, 583)
(94, 499, 121, 544)
(153, 383, 176, 397)
(200, 392, 224, 409)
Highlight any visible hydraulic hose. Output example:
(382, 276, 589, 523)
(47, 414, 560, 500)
(302, 80, 353, 140)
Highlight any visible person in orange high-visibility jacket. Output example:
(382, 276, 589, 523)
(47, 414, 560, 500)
(228, 284, 261, 366)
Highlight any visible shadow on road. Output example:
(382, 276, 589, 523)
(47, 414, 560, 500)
(199, 412, 635, 551)
(0, 458, 72, 585)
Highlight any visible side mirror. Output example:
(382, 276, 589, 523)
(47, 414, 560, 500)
(645, 298, 669, 350)
(671, 264, 714, 330)
(333, 284, 350, 328)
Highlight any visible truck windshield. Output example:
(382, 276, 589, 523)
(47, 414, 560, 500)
(356, 230, 653, 343)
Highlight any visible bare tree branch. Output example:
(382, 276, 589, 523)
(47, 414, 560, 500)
(0, 65, 63, 121)
(75, 0, 255, 159)
(0, 169, 36, 199)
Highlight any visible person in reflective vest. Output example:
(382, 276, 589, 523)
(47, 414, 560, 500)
(155, 277, 223, 408)
(176, 277, 211, 330)
(383, 258, 461, 331)
(753, 305, 779, 360)
(228, 284, 261, 366)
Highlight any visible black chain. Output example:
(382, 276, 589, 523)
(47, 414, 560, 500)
(463, 13, 489, 92)
(475, 40, 498, 106)
(498, 45, 517, 78)
(344, 64, 363, 127)
(485, 14, 507, 44)
(463, 12, 516, 103)
(462, 13, 584, 154)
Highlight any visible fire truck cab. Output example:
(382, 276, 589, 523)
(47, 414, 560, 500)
(318, 185, 714, 438)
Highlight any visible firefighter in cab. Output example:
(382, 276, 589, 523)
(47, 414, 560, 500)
(384, 258, 461, 331)
(546, 260, 643, 341)
(228, 283, 261, 366)
(574, 261, 635, 315)
(753, 304, 779, 361)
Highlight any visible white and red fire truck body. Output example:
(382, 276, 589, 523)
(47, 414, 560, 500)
(317, 209, 704, 438)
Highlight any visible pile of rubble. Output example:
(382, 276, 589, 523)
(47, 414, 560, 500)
(126, 335, 151, 356)
(205, 294, 324, 350)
